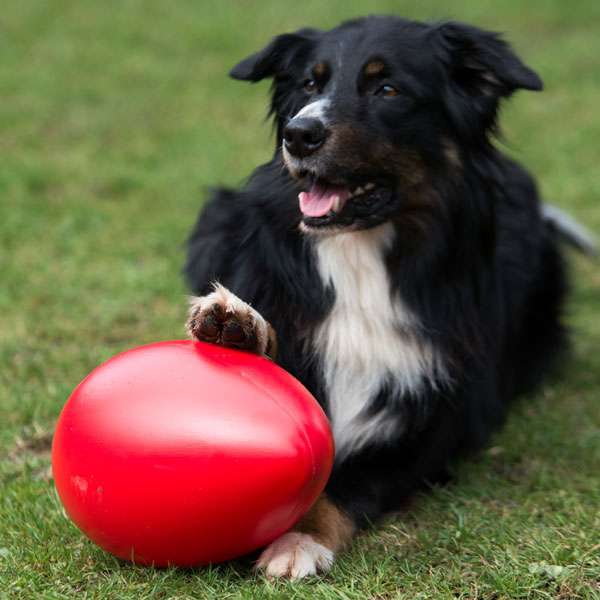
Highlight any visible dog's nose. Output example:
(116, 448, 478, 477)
(283, 118, 327, 158)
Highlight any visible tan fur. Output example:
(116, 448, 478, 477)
(309, 123, 427, 187)
(294, 495, 355, 552)
(265, 322, 278, 359)
(364, 60, 385, 76)
(313, 62, 328, 77)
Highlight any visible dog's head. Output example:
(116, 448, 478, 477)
(231, 16, 542, 234)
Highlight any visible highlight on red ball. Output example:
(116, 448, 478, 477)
(52, 340, 334, 567)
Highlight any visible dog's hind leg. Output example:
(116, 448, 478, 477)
(186, 283, 277, 358)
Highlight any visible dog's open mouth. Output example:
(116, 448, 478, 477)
(298, 178, 393, 230)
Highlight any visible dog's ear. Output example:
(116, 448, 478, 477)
(230, 29, 319, 82)
(433, 22, 542, 137)
(435, 22, 542, 95)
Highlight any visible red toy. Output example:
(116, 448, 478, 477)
(52, 340, 333, 567)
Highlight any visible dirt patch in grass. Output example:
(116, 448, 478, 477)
(4, 423, 54, 482)
(10, 424, 54, 457)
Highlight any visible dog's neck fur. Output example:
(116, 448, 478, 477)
(311, 223, 447, 459)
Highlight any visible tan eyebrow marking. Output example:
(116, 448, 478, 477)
(313, 62, 328, 77)
(364, 60, 385, 76)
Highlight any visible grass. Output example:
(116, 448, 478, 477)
(1, 1, 599, 598)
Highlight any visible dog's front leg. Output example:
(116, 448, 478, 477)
(188, 287, 354, 578)
(256, 495, 355, 579)
(186, 283, 277, 358)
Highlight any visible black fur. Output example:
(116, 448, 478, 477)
(185, 16, 568, 529)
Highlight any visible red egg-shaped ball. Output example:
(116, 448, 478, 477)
(52, 340, 333, 567)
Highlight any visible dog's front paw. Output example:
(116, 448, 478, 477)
(187, 284, 274, 356)
(255, 532, 334, 579)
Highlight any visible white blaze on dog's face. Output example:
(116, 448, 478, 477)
(230, 16, 542, 234)
(292, 97, 331, 121)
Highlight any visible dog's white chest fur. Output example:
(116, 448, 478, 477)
(313, 223, 445, 459)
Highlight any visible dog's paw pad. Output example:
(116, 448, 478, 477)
(255, 532, 334, 579)
(187, 284, 268, 355)
(193, 307, 223, 341)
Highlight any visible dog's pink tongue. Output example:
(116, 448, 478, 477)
(299, 184, 350, 217)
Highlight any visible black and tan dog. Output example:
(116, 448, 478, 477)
(184, 16, 595, 578)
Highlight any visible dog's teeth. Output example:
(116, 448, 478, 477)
(354, 186, 365, 196)
(332, 195, 341, 211)
(365, 183, 375, 190)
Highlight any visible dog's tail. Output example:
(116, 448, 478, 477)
(542, 203, 598, 257)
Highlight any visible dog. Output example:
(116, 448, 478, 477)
(183, 15, 595, 579)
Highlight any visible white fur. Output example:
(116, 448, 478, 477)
(256, 532, 334, 579)
(293, 98, 331, 122)
(313, 224, 447, 459)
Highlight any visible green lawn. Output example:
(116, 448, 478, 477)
(1, 1, 599, 598)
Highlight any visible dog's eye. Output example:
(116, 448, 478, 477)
(375, 84, 399, 98)
(303, 79, 318, 93)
